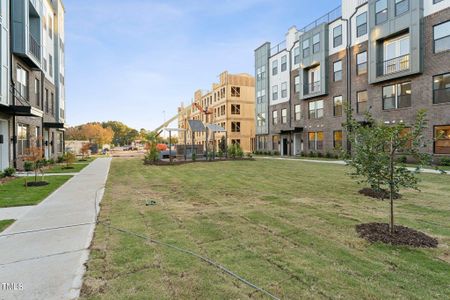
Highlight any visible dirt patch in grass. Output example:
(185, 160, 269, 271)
(0, 177, 16, 185)
(359, 188, 401, 200)
(356, 223, 438, 248)
(25, 181, 50, 187)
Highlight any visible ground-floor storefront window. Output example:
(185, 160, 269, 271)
(435, 125, 450, 154)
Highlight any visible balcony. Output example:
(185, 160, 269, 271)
(433, 88, 450, 104)
(304, 81, 321, 96)
(29, 35, 40, 61)
(378, 54, 410, 76)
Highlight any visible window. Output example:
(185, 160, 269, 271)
(281, 82, 288, 98)
(433, 73, 450, 104)
(257, 66, 266, 81)
(357, 91, 368, 114)
(281, 55, 287, 72)
(334, 96, 343, 117)
(395, 0, 409, 16)
(302, 39, 310, 58)
(376, 0, 388, 25)
(272, 85, 278, 101)
(257, 113, 266, 127)
(48, 16, 53, 38)
(313, 33, 320, 53)
(434, 21, 450, 53)
(272, 60, 278, 76)
(231, 104, 241, 115)
(434, 0, 444, 3)
(334, 131, 343, 149)
(35, 126, 41, 147)
(272, 110, 278, 125)
(58, 133, 64, 153)
(34, 78, 40, 107)
(382, 34, 410, 75)
(231, 86, 241, 97)
(383, 81, 411, 110)
(257, 89, 266, 103)
(308, 132, 323, 151)
(272, 135, 279, 150)
(334, 60, 342, 81)
(356, 12, 367, 37)
(294, 47, 300, 64)
(294, 76, 300, 93)
(231, 122, 241, 133)
(333, 25, 343, 48)
(221, 87, 226, 98)
(295, 104, 301, 120)
(231, 139, 241, 145)
(309, 100, 324, 119)
(307, 66, 321, 94)
(16, 66, 28, 99)
(51, 92, 55, 115)
(357, 51, 367, 75)
(17, 124, 29, 156)
(435, 125, 450, 154)
(281, 108, 287, 124)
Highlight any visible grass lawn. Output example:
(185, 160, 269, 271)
(0, 176, 72, 208)
(0, 220, 14, 233)
(46, 163, 89, 173)
(81, 158, 450, 299)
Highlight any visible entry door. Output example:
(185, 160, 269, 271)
(44, 129, 50, 159)
(0, 120, 8, 170)
(294, 134, 303, 155)
(282, 138, 288, 156)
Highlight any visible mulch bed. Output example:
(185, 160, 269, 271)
(25, 181, 50, 187)
(356, 223, 438, 248)
(359, 188, 401, 200)
(144, 158, 255, 166)
(62, 166, 75, 170)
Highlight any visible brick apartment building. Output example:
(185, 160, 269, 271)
(255, 0, 450, 158)
(178, 71, 255, 153)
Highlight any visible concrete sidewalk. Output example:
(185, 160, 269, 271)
(257, 156, 448, 175)
(0, 158, 111, 300)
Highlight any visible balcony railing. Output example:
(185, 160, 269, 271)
(29, 35, 40, 61)
(270, 40, 286, 56)
(299, 6, 341, 33)
(378, 54, 410, 76)
(357, 0, 368, 6)
(433, 88, 450, 104)
(304, 81, 321, 95)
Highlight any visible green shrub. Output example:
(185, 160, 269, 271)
(228, 144, 237, 159)
(246, 152, 253, 159)
(397, 155, 407, 164)
(273, 151, 280, 156)
(145, 143, 160, 163)
(309, 151, 315, 157)
(0, 172, 4, 179)
(325, 152, 332, 159)
(192, 152, 197, 162)
(440, 157, 450, 166)
(57, 156, 64, 163)
(236, 145, 244, 158)
(217, 149, 223, 158)
(317, 152, 324, 158)
(48, 159, 55, 165)
(24, 161, 34, 172)
(3, 167, 16, 177)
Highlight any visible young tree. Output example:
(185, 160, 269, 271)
(63, 152, 76, 169)
(80, 143, 91, 160)
(346, 110, 433, 233)
(24, 137, 45, 183)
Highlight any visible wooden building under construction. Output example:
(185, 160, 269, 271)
(178, 71, 256, 153)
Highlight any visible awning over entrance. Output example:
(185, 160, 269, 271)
(0, 104, 44, 118)
(44, 122, 66, 129)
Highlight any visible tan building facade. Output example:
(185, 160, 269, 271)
(178, 71, 256, 153)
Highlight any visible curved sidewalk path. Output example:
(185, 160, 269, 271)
(0, 158, 111, 300)
(257, 156, 449, 175)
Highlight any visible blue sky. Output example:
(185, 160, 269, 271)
(66, 0, 340, 130)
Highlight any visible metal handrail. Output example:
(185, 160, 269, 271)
(304, 81, 321, 94)
(29, 35, 41, 61)
(10, 83, 32, 107)
(299, 6, 342, 33)
(378, 54, 410, 76)
(270, 40, 286, 56)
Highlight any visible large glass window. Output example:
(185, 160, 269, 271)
(16, 66, 28, 99)
(313, 33, 320, 53)
(334, 60, 342, 82)
(17, 124, 29, 156)
(334, 96, 343, 117)
(395, 0, 409, 16)
(272, 60, 278, 76)
(382, 34, 410, 75)
(309, 100, 324, 119)
(333, 25, 343, 48)
(272, 110, 278, 125)
(34, 78, 40, 107)
(281, 55, 287, 72)
(303, 40, 310, 58)
(308, 132, 324, 151)
(334, 131, 343, 149)
(383, 82, 411, 110)
(294, 76, 300, 94)
(295, 104, 301, 120)
(435, 125, 450, 154)
(307, 66, 321, 94)
(357, 90, 368, 114)
(357, 51, 367, 75)
(294, 47, 300, 64)
(433, 73, 450, 104)
(272, 85, 278, 101)
(281, 108, 287, 124)
(356, 12, 367, 37)
(376, 0, 388, 25)
(434, 21, 450, 53)
(281, 82, 288, 98)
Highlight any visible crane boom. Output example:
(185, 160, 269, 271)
(153, 106, 191, 133)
